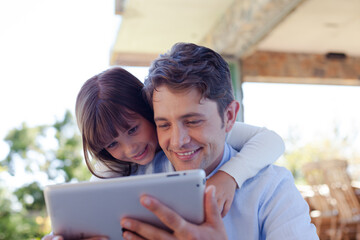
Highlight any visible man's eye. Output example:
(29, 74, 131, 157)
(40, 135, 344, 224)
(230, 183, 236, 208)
(186, 120, 202, 126)
(128, 125, 138, 135)
(157, 123, 170, 129)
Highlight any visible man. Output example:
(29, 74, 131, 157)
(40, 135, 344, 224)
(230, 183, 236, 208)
(120, 43, 318, 239)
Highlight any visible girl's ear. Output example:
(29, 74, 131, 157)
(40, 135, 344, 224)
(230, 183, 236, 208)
(224, 100, 240, 133)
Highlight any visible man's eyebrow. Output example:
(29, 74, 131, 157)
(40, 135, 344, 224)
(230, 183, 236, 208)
(154, 113, 205, 122)
(181, 113, 205, 119)
(154, 117, 167, 122)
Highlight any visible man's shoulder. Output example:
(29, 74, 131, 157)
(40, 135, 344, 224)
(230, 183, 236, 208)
(226, 142, 293, 183)
(242, 164, 295, 194)
(239, 164, 305, 218)
(259, 164, 293, 179)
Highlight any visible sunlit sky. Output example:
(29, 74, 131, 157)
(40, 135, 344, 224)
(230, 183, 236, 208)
(0, 0, 119, 159)
(1, 0, 359, 188)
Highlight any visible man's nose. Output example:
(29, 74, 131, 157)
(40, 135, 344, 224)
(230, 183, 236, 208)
(170, 125, 190, 149)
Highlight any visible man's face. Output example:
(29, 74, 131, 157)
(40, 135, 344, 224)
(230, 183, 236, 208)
(153, 85, 229, 175)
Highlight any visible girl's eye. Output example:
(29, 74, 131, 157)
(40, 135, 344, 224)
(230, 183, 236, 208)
(107, 141, 117, 149)
(128, 125, 138, 135)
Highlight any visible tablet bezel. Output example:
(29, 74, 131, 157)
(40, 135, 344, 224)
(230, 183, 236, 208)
(44, 169, 206, 240)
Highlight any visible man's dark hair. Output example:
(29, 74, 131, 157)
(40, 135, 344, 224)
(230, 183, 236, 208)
(143, 42, 234, 120)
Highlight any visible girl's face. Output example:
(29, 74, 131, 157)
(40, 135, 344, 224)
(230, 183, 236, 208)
(104, 114, 159, 165)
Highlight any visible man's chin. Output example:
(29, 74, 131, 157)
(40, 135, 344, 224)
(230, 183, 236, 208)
(170, 160, 200, 172)
(163, 151, 201, 170)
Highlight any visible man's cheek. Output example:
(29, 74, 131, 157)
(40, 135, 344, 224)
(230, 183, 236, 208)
(157, 132, 166, 146)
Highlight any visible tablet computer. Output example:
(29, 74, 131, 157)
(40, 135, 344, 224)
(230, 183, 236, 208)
(44, 169, 206, 240)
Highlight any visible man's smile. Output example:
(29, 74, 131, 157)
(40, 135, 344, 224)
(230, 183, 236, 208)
(172, 148, 201, 161)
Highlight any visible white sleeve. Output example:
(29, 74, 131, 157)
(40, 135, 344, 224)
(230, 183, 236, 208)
(90, 174, 102, 181)
(89, 162, 122, 181)
(221, 121, 285, 188)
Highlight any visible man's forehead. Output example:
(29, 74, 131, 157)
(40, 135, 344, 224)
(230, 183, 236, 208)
(152, 85, 205, 104)
(153, 86, 220, 122)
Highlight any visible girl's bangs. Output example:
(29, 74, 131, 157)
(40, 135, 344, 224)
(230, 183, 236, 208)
(88, 102, 140, 152)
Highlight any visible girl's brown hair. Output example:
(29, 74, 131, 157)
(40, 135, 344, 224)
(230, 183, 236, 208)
(76, 67, 154, 178)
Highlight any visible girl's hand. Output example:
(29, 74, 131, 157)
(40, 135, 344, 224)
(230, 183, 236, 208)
(206, 170, 237, 217)
(42, 233, 108, 240)
(42, 234, 63, 240)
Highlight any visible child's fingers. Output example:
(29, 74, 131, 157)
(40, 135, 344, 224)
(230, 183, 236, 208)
(42, 235, 63, 240)
(217, 198, 224, 216)
(214, 188, 225, 215)
(221, 200, 232, 217)
(204, 185, 223, 225)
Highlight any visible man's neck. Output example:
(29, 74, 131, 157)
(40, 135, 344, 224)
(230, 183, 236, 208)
(204, 144, 226, 176)
(205, 143, 237, 179)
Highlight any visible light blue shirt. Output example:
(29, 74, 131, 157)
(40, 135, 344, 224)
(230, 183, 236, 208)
(220, 143, 318, 239)
(137, 144, 319, 240)
(131, 151, 174, 175)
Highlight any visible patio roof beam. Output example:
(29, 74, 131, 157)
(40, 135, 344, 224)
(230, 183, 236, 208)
(201, 0, 305, 58)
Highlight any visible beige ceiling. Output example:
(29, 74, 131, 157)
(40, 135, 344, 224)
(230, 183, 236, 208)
(111, 0, 360, 66)
(113, 0, 233, 54)
(258, 0, 360, 56)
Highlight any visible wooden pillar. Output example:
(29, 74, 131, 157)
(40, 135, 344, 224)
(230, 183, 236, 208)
(228, 60, 244, 122)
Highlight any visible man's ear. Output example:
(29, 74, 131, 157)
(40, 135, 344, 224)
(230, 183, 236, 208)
(224, 100, 240, 133)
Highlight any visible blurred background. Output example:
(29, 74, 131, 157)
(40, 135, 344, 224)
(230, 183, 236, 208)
(0, 0, 359, 239)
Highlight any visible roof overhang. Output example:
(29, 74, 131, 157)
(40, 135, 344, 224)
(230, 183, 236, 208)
(111, 0, 360, 68)
(111, 0, 305, 66)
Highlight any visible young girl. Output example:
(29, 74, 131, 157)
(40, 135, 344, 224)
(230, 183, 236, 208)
(43, 67, 284, 240)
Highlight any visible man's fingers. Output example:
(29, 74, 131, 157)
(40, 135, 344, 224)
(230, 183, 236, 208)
(85, 237, 109, 240)
(121, 218, 174, 240)
(122, 230, 145, 240)
(140, 194, 188, 232)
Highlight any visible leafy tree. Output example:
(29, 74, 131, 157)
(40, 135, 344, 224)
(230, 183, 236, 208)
(0, 186, 18, 240)
(0, 110, 90, 239)
(278, 124, 360, 184)
(14, 182, 45, 212)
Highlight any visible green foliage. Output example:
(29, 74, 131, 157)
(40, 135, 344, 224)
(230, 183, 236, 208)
(0, 186, 17, 240)
(14, 182, 45, 211)
(2, 123, 45, 175)
(0, 110, 90, 239)
(0, 184, 47, 240)
(52, 111, 90, 181)
(278, 124, 360, 184)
